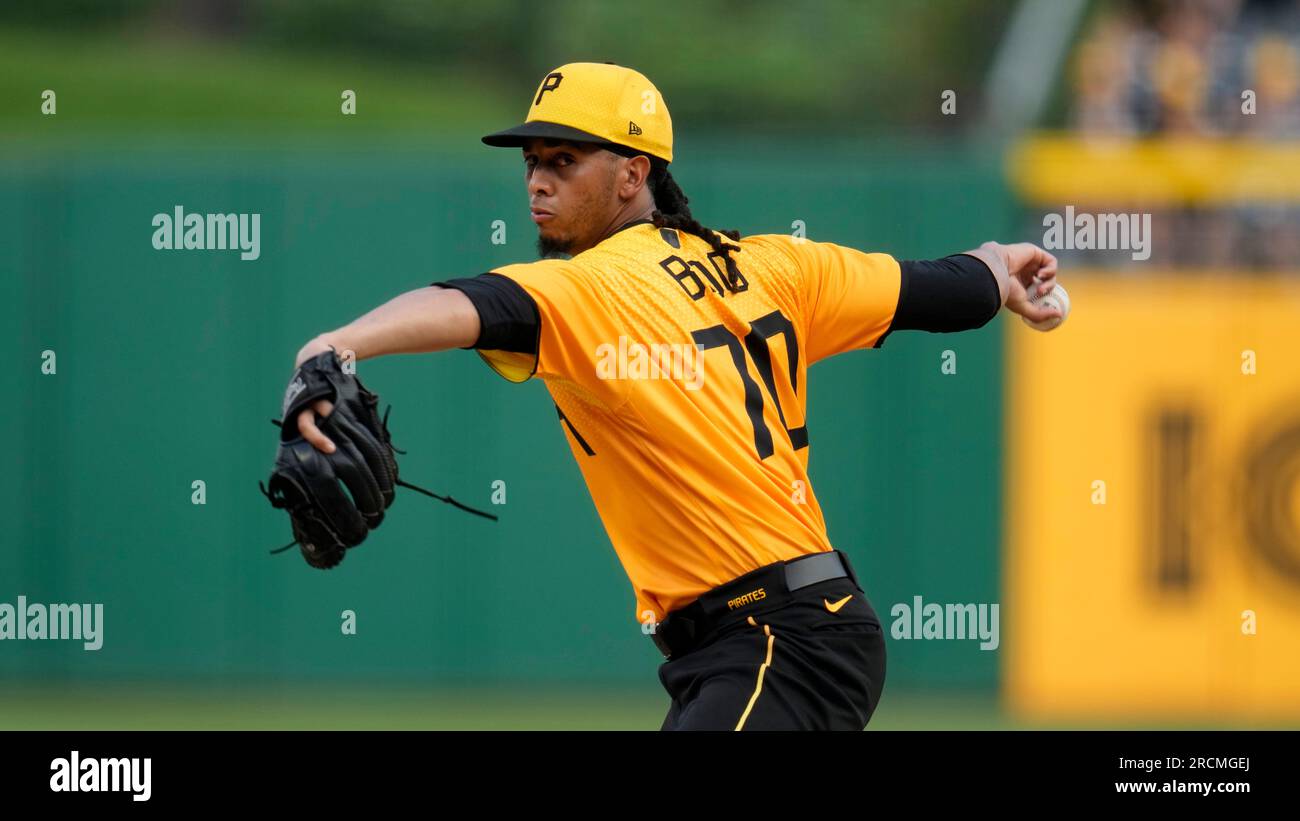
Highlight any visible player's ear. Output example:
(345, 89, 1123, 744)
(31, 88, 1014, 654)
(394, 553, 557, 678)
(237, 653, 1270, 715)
(618, 154, 651, 200)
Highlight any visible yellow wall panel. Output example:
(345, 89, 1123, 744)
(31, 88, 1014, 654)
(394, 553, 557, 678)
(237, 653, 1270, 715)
(1005, 274, 1300, 722)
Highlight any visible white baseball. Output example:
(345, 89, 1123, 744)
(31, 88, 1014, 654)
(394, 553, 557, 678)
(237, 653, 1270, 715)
(1022, 278, 1070, 331)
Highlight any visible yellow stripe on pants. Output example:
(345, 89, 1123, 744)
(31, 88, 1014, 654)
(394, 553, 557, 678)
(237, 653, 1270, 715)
(735, 619, 774, 731)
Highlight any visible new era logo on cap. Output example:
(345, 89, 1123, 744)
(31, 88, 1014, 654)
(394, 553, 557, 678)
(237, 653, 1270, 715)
(480, 62, 674, 164)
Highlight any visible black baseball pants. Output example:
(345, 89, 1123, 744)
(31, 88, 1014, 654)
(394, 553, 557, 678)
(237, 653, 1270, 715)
(657, 576, 886, 731)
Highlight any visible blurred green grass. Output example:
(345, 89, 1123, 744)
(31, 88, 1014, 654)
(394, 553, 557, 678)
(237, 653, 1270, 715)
(0, 25, 515, 137)
(5, 685, 1285, 730)
(0, 1, 1013, 134)
(0, 684, 1018, 730)
(1, 683, 667, 730)
(0, 680, 1289, 727)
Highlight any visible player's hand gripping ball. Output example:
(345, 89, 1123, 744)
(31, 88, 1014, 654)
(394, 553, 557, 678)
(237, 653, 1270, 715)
(1022, 278, 1070, 331)
(260, 349, 399, 569)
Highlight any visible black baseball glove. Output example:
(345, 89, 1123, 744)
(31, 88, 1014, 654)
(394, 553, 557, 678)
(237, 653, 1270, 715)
(260, 348, 496, 569)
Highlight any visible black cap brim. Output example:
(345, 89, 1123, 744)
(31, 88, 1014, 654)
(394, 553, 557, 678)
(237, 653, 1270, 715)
(481, 120, 617, 149)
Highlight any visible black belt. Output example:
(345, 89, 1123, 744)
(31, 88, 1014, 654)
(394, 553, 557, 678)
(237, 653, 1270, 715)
(651, 550, 859, 660)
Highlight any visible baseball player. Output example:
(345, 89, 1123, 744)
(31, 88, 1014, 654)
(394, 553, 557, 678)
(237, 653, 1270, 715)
(271, 63, 1062, 730)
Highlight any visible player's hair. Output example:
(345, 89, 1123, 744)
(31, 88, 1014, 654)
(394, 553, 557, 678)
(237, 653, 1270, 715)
(647, 162, 744, 290)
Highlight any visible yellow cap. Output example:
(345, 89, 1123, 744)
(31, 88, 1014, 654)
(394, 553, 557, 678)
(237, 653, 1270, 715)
(482, 62, 673, 164)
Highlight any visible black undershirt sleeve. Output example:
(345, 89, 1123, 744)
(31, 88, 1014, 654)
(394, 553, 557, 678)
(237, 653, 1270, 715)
(429, 273, 541, 354)
(872, 253, 1002, 349)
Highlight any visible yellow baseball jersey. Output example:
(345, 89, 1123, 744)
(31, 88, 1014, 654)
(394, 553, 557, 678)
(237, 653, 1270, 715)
(465, 222, 901, 623)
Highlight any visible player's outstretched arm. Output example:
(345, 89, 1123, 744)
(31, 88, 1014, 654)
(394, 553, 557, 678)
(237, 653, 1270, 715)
(866, 240, 1062, 352)
(290, 285, 482, 453)
(295, 285, 481, 366)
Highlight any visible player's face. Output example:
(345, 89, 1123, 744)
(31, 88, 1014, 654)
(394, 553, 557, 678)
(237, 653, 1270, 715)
(522, 138, 621, 257)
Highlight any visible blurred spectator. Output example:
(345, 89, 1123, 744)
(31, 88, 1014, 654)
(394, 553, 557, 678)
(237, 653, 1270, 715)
(1054, 0, 1300, 272)
(1072, 15, 1142, 136)
(1242, 35, 1300, 135)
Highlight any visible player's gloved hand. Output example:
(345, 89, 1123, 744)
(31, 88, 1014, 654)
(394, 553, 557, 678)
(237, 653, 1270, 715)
(259, 345, 499, 570)
(260, 348, 399, 568)
(292, 336, 343, 455)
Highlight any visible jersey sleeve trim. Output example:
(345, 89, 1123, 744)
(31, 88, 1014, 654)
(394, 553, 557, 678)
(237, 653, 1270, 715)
(431, 273, 541, 383)
(872, 255, 911, 349)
